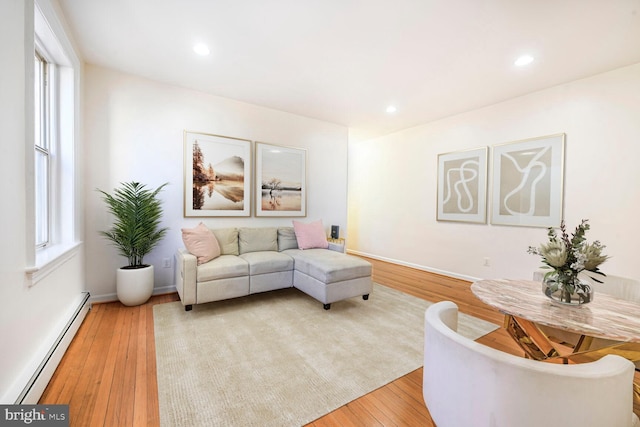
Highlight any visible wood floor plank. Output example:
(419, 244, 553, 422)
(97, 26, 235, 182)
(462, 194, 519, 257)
(89, 305, 128, 426)
(133, 306, 147, 426)
(40, 259, 640, 426)
(112, 306, 139, 427)
(73, 303, 118, 426)
(344, 400, 385, 427)
(40, 299, 103, 404)
(369, 384, 431, 426)
(355, 392, 400, 427)
(401, 368, 423, 391)
(309, 406, 363, 427)
(390, 374, 426, 408)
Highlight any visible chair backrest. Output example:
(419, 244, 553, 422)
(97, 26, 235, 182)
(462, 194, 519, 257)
(423, 301, 638, 427)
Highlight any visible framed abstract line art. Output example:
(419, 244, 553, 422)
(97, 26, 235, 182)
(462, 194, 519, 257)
(490, 133, 565, 227)
(183, 131, 252, 217)
(437, 147, 488, 223)
(255, 142, 306, 217)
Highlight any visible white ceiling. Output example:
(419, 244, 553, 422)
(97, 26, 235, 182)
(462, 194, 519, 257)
(57, 0, 640, 138)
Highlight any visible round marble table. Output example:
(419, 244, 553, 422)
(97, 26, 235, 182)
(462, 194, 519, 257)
(471, 278, 640, 343)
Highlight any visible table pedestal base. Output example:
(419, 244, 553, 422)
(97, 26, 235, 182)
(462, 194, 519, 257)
(504, 315, 561, 360)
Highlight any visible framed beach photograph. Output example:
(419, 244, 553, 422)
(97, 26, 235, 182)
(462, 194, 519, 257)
(437, 147, 488, 223)
(255, 142, 306, 217)
(183, 131, 252, 217)
(490, 133, 565, 227)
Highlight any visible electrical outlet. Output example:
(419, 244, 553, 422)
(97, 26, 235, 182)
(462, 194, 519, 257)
(483, 257, 490, 267)
(162, 258, 171, 268)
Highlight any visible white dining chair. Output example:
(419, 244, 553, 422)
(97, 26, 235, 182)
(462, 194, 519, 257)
(423, 301, 639, 427)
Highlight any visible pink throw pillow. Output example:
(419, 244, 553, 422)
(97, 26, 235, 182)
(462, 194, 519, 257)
(292, 220, 329, 250)
(181, 222, 221, 265)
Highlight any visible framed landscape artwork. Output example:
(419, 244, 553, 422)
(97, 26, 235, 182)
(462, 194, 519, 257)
(437, 147, 488, 223)
(183, 131, 252, 217)
(490, 133, 565, 227)
(255, 142, 306, 217)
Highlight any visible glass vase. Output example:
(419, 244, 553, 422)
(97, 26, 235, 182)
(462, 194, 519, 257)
(541, 273, 593, 306)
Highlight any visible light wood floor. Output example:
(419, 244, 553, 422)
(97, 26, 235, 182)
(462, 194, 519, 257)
(40, 256, 640, 426)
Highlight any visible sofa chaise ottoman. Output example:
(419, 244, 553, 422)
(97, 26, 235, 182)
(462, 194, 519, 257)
(175, 225, 372, 311)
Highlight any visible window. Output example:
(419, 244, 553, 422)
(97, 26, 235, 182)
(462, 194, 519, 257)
(34, 50, 50, 247)
(26, 2, 81, 284)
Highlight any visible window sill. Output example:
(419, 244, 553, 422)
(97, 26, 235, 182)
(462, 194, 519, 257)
(26, 242, 82, 287)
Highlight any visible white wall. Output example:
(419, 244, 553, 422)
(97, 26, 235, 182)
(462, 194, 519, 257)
(84, 65, 349, 300)
(0, 0, 86, 403)
(348, 63, 640, 282)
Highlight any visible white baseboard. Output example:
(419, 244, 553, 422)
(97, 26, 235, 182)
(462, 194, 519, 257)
(90, 285, 177, 304)
(346, 249, 480, 283)
(89, 292, 117, 304)
(153, 284, 177, 296)
(16, 292, 91, 404)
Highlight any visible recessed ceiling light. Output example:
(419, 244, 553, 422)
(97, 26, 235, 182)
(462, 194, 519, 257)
(514, 55, 534, 67)
(386, 105, 397, 114)
(193, 43, 210, 56)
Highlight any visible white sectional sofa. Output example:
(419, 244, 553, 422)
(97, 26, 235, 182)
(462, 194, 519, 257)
(175, 226, 372, 311)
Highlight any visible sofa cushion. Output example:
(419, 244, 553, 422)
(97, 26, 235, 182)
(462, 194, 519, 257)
(292, 220, 329, 249)
(211, 228, 239, 255)
(284, 249, 371, 283)
(277, 227, 299, 251)
(239, 227, 278, 254)
(197, 254, 248, 282)
(181, 222, 220, 265)
(239, 251, 294, 275)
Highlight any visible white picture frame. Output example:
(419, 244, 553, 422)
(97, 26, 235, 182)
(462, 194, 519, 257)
(437, 147, 488, 223)
(255, 142, 307, 217)
(490, 133, 565, 227)
(183, 131, 252, 217)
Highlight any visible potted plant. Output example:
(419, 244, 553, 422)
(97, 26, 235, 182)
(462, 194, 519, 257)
(98, 181, 169, 306)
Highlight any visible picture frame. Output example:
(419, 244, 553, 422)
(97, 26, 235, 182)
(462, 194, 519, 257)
(490, 133, 565, 227)
(437, 147, 488, 223)
(183, 131, 252, 217)
(255, 142, 306, 217)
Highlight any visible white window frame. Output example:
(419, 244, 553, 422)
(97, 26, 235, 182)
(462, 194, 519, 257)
(26, 1, 82, 285)
(34, 48, 51, 248)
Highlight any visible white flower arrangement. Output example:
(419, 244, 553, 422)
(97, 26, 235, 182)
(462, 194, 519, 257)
(528, 219, 608, 299)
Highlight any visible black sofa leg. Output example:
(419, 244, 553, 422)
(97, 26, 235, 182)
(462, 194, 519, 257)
(185, 304, 193, 311)
(362, 294, 369, 300)
(323, 303, 331, 310)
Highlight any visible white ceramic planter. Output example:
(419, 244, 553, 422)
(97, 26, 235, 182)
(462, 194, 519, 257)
(116, 265, 154, 306)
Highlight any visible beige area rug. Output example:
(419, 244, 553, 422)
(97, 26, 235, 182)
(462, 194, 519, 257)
(154, 283, 498, 427)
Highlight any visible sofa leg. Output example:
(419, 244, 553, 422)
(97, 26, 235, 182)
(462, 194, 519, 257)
(185, 304, 193, 311)
(323, 303, 331, 310)
(362, 294, 369, 301)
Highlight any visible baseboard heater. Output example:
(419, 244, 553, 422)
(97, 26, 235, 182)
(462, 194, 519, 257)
(15, 291, 91, 404)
